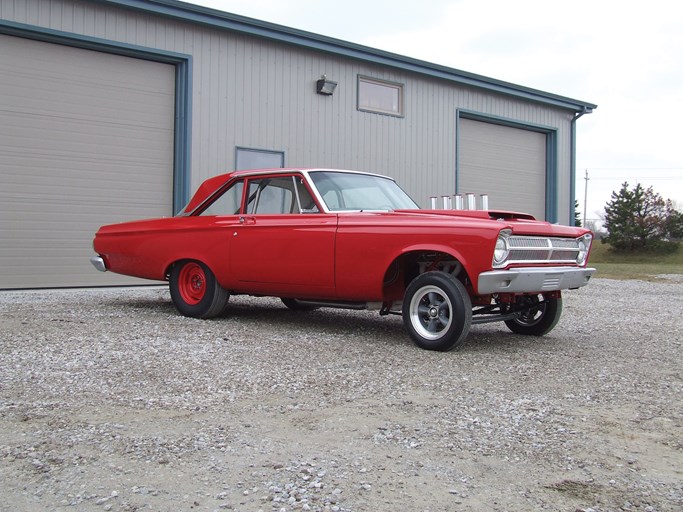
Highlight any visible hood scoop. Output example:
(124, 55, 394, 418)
(428, 193, 536, 221)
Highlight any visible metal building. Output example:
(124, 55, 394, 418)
(0, 0, 596, 289)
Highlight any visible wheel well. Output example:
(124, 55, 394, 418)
(382, 251, 470, 301)
(165, 260, 180, 281)
(165, 258, 200, 281)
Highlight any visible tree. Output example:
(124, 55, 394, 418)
(574, 199, 582, 227)
(666, 209, 683, 240)
(602, 182, 681, 253)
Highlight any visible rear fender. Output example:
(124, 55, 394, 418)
(164, 253, 228, 287)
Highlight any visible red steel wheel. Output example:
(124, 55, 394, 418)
(178, 261, 206, 305)
(169, 260, 230, 318)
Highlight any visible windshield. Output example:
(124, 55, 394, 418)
(308, 171, 419, 212)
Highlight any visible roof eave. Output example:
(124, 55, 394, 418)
(100, 0, 597, 113)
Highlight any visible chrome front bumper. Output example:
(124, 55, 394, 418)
(477, 267, 595, 294)
(90, 256, 107, 272)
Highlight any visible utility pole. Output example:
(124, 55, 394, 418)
(583, 169, 589, 227)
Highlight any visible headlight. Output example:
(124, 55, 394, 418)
(576, 233, 592, 265)
(492, 229, 512, 268)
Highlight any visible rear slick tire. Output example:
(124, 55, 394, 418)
(402, 271, 472, 351)
(169, 260, 229, 319)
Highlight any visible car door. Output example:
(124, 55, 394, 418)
(189, 178, 245, 287)
(230, 174, 336, 291)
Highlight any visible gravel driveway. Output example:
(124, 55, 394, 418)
(1, 278, 682, 512)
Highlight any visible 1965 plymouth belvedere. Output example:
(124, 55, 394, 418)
(91, 168, 594, 351)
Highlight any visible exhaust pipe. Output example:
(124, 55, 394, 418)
(429, 194, 490, 210)
(466, 193, 476, 210)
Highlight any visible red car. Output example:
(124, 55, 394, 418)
(91, 168, 595, 351)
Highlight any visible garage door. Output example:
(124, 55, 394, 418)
(459, 119, 546, 219)
(0, 35, 175, 288)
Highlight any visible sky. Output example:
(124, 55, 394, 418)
(190, 0, 683, 225)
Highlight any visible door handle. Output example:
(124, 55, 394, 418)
(239, 216, 256, 225)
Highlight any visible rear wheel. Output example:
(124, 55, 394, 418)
(169, 260, 229, 318)
(402, 272, 472, 351)
(504, 295, 562, 336)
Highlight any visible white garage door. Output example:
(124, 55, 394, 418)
(459, 119, 546, 219)
(0, 35, 175, 288)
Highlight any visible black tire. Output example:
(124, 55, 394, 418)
(169, 260, 229, 319)
(504, 295, 562, 336)
(281, 298, 320, 311)
(402, 271, 472, 351)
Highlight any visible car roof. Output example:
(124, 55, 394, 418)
(182, 168, 394, 214)
(227, 168, 392, 179)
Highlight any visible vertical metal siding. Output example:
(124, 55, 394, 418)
(1, 0, 575, 224)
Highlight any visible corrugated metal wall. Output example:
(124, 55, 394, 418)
(0, 0, 576, 223)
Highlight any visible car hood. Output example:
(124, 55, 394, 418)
(390, 209, 591, 237)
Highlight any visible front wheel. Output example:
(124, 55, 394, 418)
(402, 272, 472, 351)
(169, 260, 229, 318)
(504, 295, 562, 336)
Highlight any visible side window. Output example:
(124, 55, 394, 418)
(200, 180, 244, 216)
(246, 176, 320, 214)
(247, 177, 293, 214)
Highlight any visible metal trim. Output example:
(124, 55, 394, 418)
(477, 267, 596, 294)
(90, 257, 107, 272)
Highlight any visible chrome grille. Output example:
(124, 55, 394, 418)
(507, 236, 580, 264)
(509, 237, 551, 248)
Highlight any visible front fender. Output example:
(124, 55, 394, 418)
(335, 230, 497, 301)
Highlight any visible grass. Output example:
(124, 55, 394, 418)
(588, 241, 683, 280)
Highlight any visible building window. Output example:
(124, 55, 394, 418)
(357, 76, 403, 116)
(235, 147, 284, 170)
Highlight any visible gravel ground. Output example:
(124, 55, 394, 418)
(1, 278, 682, 512)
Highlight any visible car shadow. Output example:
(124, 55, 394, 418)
(106, 294, 563, 354)
(102, 295, 177, 315)
(463, 325, 563, 353)
(223, 299, 405, 336)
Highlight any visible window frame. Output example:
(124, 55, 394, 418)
(244, 175, 321, 215)
(357, 76, 404, 117)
